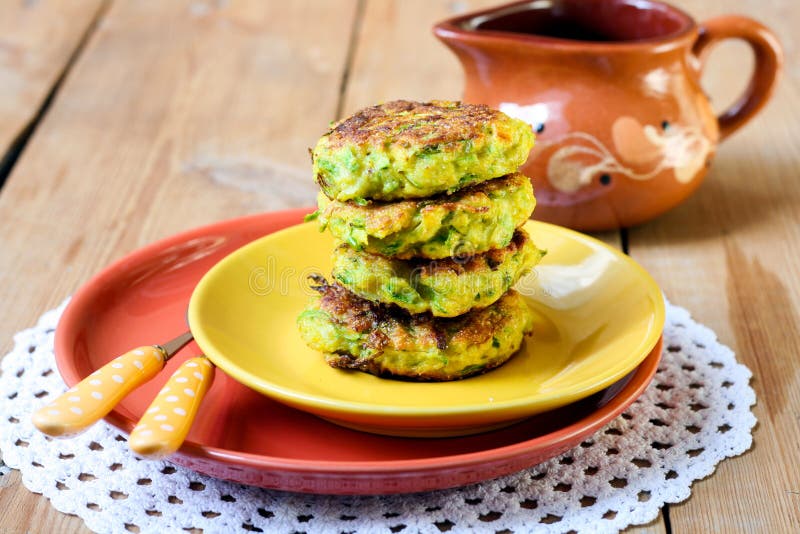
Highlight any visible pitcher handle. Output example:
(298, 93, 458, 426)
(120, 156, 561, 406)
(693, 16, 782, 141)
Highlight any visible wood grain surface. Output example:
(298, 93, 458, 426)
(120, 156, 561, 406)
(0, 0, 106, 164)
(0, 1, 356, 530)
(0, 0, 797, 533)
(629, 1, 800, 531)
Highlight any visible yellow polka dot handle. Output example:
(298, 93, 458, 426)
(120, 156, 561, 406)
(32, 346, 166, 437)
(128, 356, 214, 458)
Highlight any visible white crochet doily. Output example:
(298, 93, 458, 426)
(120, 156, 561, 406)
(0, 300, 756, 534)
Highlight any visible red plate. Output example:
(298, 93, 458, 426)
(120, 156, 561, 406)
(55, 208, 662, 495)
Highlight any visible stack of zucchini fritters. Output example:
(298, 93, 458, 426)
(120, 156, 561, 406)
(297, 100, 545, 381)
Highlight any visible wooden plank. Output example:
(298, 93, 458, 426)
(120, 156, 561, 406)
(342, 0, 497, 115)
(0, 0, 106, 160)
(627, 0, 800, 532)
(0, 1, 358, 532)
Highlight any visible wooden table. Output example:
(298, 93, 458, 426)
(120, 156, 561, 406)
(0, 1, 797, 532)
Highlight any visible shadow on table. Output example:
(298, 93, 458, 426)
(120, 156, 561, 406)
(627, 154, 797, 244)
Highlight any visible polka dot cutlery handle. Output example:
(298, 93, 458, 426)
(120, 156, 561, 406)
(128, 356, 214, 458)
(32, 346, 166, 437)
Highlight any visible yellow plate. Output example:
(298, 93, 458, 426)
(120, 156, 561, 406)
(188, 220, 665, 437)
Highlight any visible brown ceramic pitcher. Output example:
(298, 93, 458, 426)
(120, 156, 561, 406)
(434, 0, 782, 230)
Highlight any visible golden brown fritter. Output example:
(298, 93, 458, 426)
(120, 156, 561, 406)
(312, 100, 535, 201)
(325, 100, 507, 148)
(296, 277, 534, 381)
(316, 172, 535, 259)
(331, 228, 545, 316)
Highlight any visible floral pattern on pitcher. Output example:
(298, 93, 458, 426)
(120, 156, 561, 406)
(537, 116, 712, 193)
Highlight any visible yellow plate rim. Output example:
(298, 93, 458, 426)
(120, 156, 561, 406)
(188, 220, 665, 419)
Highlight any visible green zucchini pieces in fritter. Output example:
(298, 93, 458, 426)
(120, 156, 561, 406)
(312, 100, 535, 201)
(296, 280, 533, 381)
(331, 229, 544, 317)
(317, 172, 535, 259)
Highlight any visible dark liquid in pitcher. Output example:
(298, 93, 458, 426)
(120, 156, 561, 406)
(474, 1, 685, 43)
(521, 22, 613, 42)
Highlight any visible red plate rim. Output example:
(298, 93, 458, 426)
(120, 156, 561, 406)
(54, 208, 662, 481)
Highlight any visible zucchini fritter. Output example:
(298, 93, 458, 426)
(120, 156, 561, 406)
(312, 100, 535, 201)
(296, 278, 533, 381)
(331, 229, 544, 317)
(317, 173, 535, 259)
